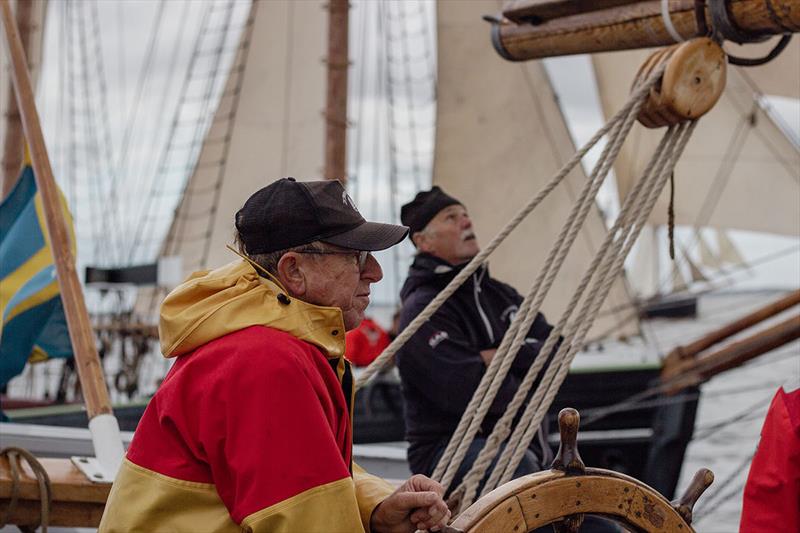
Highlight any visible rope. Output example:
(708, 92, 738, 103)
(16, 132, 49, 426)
(486, 122, 697, 499)
(436, 83, 647, 494)
(0, 447, 53, 532)
(452, 121, 695, 508)
(355, 60, 669, 391)
(661, 0, 686, 43)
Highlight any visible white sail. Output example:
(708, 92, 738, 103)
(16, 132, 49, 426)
(433, 0, 639, 339)
(698, 231, 722, 269)
(716, 228, 747, 267)
(629, 225, 661, 297)
(161, 0, 327, 276)
(593, 45, 800, 237)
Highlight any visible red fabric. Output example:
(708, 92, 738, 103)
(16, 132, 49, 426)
(127, 326, 353, 523)
(740, 387, 800, 532)
(345, 318, 390, 367)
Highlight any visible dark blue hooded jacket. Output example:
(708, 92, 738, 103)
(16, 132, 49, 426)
(396, 252, 557, 474)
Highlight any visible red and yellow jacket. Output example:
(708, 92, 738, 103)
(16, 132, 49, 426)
(99, 260, 394, 532)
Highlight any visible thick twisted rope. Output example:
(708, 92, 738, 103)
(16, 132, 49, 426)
(355, 63, 668, 391)
(484, 121, 698, 499)
(0, 446, 53, 532)
(448, 95, 653, 506)
(434, 85, 645, 492)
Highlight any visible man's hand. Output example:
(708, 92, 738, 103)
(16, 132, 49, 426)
(370, 474, 451, 533)
(479, 349, 496, 366)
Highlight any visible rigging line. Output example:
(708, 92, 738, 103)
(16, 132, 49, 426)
(652, 117, 751, 295)
(279, 0, 294, 178)
(602, 244, 800, 320)
(55, 0, 69, 207)
(116, 0, 126, 137)
(88, 0, 124, 265)
(125, 1, 216, 263)
(112, 0, 167, 204)
(166, 1, 242, 259)
(693, 451, 755, 523)
(128, 0, 195, 257)
(395, 1, 424, 191)
(349, 0, 372, 206)
(75, 0, 107, 265)
(525, 64, 625, 314)
(369, 2, 383, 222)
(199, 4, 254, 269)
(693, 393, 773, 441)
(379, 0, 402, 297)
(66, 1, 79, 239)
(734, 66, 800, 180)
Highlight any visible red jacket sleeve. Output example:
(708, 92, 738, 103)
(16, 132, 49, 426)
(740, 387, 800, 533)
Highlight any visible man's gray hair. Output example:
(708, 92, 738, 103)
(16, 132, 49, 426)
(234, 230, 323, 276)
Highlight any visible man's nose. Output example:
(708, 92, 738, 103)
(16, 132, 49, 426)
(361, 253, 383, 283)
(460, 214, 472, 229)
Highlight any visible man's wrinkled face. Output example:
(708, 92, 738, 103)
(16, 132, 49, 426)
(415, 204, 479, 265)
(299, 245, 383, 331)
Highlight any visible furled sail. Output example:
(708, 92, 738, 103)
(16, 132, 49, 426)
(433, 0, 639, 339)
(592, 40, 800, 237)
(161, 0, 327, 276)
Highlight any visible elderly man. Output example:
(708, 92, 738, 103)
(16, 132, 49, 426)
(396, 186, 557, 493)
(100, 178, 450, 533)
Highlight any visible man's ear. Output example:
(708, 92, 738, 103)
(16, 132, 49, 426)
(411, 231, 426, 251)
(276, 253, 306, 297)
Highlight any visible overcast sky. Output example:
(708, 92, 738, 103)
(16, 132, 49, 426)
(29, 0, 799, 319)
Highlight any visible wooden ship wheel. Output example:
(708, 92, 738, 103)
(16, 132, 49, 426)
(448, 409, 714, 533)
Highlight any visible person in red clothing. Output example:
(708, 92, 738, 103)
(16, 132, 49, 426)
(346, 317, 391, 367)
(100, 178, 450, 533)
(739, 381, 800, 532)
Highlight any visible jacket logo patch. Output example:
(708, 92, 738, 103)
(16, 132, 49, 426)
(428, 330, 449, 348)
(501, 305, 518, 324)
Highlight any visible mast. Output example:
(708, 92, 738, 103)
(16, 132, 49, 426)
(1, 0, 37, 197)
(324, 0, 348, 183)
(0, 0, 123, 475)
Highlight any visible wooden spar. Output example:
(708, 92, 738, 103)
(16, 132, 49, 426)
(662, 313, 800, 394)
(324, 0, 349, 183)
(491, 0, 800, 61)
(503, 0, 641, 24)
(0, 0, 113, 419)
(662, 289, 800, 379)
(1, 0, 34, 197)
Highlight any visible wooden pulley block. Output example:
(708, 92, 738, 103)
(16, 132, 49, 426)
(633, 38, 727, 129)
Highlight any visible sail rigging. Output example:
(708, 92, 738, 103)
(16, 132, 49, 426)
(433, 0, 639, 339)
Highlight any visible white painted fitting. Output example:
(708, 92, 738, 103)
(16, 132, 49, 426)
(89, 414, 125, 479)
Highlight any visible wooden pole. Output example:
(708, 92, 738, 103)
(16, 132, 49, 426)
(1, 0, 34, 197)
(662, 313, 800, 393)
(492, 0, 800, 61)
(0, 0, 112, 418)
(662, 289, 800, 379)
(324, 0, 349, 183)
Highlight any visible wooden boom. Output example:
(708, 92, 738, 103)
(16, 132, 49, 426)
(491, 0, 800, 61)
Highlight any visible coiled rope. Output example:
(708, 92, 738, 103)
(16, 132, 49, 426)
(0, 447, 52, 533)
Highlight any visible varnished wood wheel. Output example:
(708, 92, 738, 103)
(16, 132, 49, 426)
(447, 409, 714, 533)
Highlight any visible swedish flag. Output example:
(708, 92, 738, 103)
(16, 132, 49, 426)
(0, 161, 75, 388)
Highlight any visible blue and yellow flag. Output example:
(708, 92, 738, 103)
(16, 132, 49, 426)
(0, 159, 75, 388)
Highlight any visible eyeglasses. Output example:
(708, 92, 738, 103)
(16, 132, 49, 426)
(296, 248, 371, 270)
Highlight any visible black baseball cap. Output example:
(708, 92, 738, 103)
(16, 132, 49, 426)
(235, 178, 409, 254)
(400, 186, 462, 240)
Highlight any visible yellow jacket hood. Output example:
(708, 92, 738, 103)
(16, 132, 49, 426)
(159, 259, 346, 358)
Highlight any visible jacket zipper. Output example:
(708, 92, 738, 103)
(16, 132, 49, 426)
(473, 270, 495, 344)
